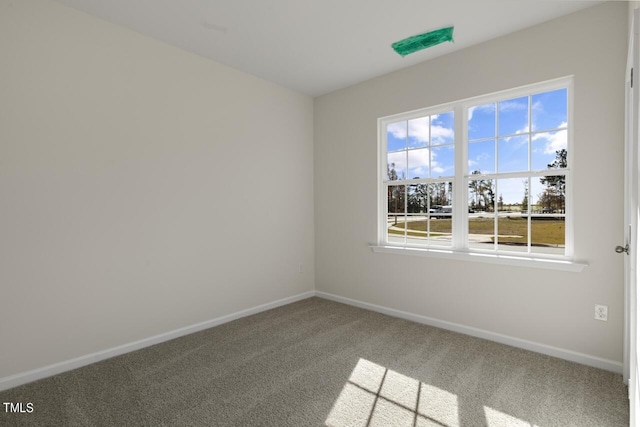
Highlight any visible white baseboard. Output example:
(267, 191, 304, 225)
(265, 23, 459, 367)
(315, 291, 623, 374)
(0, 291, 315, 392)
(1, 289, 622, 392)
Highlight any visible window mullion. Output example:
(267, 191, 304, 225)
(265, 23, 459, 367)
(453, 104, 466, 250)
(527, 176, 532, 254)
(404, 121, 408, 244)
(379, 119, 387, 245)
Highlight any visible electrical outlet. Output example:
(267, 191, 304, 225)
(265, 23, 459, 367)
(595, 304, 608, 321)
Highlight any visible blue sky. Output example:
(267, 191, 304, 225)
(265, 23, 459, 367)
(387, 88, 567, 205)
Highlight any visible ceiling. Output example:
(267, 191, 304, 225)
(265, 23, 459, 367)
(55, 0, 605, 97)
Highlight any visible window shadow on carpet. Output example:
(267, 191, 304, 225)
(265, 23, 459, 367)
(325, 358, 535, 427)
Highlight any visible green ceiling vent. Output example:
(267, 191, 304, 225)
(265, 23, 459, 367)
(392, 26, 454, 57)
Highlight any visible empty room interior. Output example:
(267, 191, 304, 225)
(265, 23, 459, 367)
(1, 0, 639, 426)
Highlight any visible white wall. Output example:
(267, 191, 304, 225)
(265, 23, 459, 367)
(631, 1, 640, 35)
(0, 0, 314, 379)
(315, 2, 627, 364)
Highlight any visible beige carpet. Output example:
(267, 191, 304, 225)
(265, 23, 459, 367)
(0, 297, 629, 426)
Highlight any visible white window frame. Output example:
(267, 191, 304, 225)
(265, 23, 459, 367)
(373, 76, 587, 272)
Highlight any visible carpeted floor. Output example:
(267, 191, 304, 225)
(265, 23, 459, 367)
(0, 297, 630, 426)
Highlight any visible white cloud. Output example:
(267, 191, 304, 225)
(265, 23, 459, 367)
(503, 126, 529, 142)
(407, 117, 429, 145)
(532, 123, 567, 154)
(389, 117, 454, 147)
(387, 121, 407, 140)
(531, 101, 566, 131)
(499, 99, 527, 112)
(408, 148, 429, 164)
(468, 151, 491, 173)
(431, 125, 454, 144)
(387, 117, 454, 178)
(468, 103, 495, 122)
(411, 166, 428, 176)
(387, 149, 448, 179)
(532, 100, 543, 115)
(387, 151, 407, 169)
(468, 106, 477, 122)
(408, 149, 431, 178)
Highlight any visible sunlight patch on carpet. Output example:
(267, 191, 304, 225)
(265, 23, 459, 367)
(325, 358, 460, 427)
(484, 406, 537, 427)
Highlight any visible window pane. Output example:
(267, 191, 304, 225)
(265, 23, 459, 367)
(387, 151, 407, 181)
(468, 179, 495, 250)
(522, 178, 531, 215)
(428, 212, 452, 246)
(498, 135, 528, 173)
(405, 213, 429, 245)
(497, 215, 529, 253)
(468, 140, 495, 174)
(431, 145, 454, 178)
(428, 182, 453, 247)
(387, 121, 407, 152)
(497, 177, 529, 214)
(468, 215, 495, 250)
(530, 178, 565, 255)
(431, 112, 455, 145)
(532, 175, 566, 214)
(498, 96, 529, 136)
(405, 183, 453, 247)
(388, 184, 406, 214)
(387, 185, 406, 244)
(531, 130, 567, 171)
(408, 148, 429, 179)
(468, 103, 496, 141)
(430, 182, 453, 210)
(468, 177, 495, 212)
(531, 218, 565, 255)
(532, 88, 567, 131)
(468, 217, 495, 250)
(408, 117, 429, 149)
(407, 183, 429, 214)
(407, 183, 429, 246)
(496, 179, 529, 253)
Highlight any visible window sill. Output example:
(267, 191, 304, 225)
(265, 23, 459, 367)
(370, 245, 587, 272)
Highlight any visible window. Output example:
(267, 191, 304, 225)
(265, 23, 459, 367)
(378, 77, 573, 263)
(385, 112, 455, 248)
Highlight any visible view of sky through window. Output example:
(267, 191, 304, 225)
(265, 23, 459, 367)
(386, 112, 455, 181)
(467, 88, 567, 207)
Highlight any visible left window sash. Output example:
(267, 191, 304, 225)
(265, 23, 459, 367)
(380, 107, 456, 249)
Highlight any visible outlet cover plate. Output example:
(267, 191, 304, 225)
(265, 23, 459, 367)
(595, 304, 608, 321)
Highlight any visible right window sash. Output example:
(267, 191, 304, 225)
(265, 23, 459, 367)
(463, 79, 571, 257)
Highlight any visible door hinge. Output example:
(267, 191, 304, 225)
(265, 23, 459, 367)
(632, 68, 634, 88)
